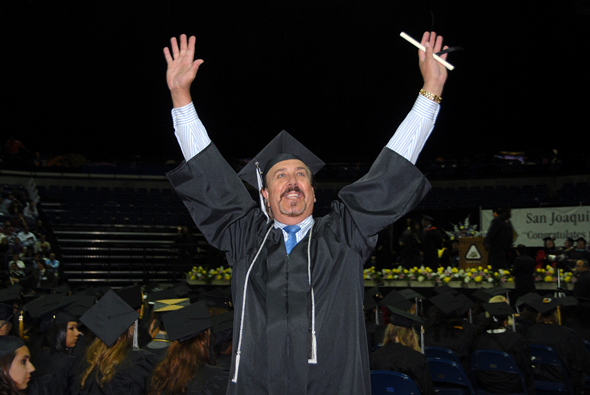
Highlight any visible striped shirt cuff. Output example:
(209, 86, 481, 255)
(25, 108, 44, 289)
(386, 95, 440, 164)
(172, 102, 212, 161)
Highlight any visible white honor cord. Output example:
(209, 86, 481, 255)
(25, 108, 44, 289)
(307, 224, 317, 364)
(231, 226, 274, 384)
(133, 319, 139, 350)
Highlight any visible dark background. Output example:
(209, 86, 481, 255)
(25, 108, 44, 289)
(9, 0, 587, 164)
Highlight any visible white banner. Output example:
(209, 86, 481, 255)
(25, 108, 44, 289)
(481, 206, 590, 248)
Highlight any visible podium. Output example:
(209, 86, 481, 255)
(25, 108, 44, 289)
(458, 237, 488, 269)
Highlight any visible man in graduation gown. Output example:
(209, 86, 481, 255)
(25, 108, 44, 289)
(164, 32, 450, 395)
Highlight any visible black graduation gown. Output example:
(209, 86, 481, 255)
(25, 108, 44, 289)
(483, 219, 513, 270)
(66, 349, 161, 395)
(168, 144, 430, 395)
(180, 365, 230, 395)
(28, 348, 77, 395)
(472, 329, 535, 394)
(511, 253, 535, 297)
(369, 342, 436, 395)
(525, 323, 590, 393)
(424, 321, 476, 375)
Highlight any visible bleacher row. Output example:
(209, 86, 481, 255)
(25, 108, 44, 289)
(30, 179, 590, 287)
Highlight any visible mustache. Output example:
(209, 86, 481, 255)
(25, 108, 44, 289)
(280, 185, 304, 198)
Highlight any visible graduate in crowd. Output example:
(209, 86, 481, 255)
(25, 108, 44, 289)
(24, 296, 81, 395)
(525, 297, 590, 395)
(0, 335, 35, 394)
(67, 290, 160, 395)
(148, 301, 229, 395)
(370, 307, 435, 395)
(164, 30, 450, 395)
(472, 303, 535, 394)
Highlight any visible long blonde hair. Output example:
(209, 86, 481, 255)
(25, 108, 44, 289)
(79, 329, 133, 389)
(383, 324, 420, 352)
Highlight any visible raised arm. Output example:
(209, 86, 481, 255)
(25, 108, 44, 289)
(163, 34, 203, 108)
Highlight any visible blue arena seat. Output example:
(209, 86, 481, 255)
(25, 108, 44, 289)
(370, 370, 421, 395)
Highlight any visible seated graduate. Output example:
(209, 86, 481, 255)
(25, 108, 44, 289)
(67, 290, 161, 395)
(525, 297, 590, 395)
(370, 307, 435, 395)
(22, 296, 80, 395)
(0, 335, 35, 395)
(472, 302, 535, 394)
(141, 298, 190, 358)
(425, 292, 476, 375)
(148, 301, 229, 395)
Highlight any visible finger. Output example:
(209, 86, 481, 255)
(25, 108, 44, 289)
(186, 36, 196, 61)
(419, 31, 429, 61)
(439, 45, 449, 61)
(191, 59, 204, 74)
(170, 37, 179, 61)
(433, 35, 444, 53)
(179, 34, 187, 56)
(429, 32, 436, 49)
(163, 47, 173, 64)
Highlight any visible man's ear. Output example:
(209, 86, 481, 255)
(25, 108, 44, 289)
(261, 188, 269, 201)
(313, 187, 316, 203)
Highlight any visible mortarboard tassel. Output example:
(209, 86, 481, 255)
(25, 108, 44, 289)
(18, 310, 25, 340)
(255, 161, 270, 222)
(133, 319, 139, 350)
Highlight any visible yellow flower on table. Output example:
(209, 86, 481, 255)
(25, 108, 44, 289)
(544, 275, 553, 283)
(475, 276, 482, 282)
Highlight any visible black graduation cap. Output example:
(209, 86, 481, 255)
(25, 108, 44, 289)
(237, 130, 325, 190)
(481, 302, 515, 318)
(24, 294, 74, 320)
(0, 336, 25, 359)
(515, 292, 543, 310)
(556, 296, 578, 307)
(0, 303, 14, 321)
(63, 295, 96, 319)
(202, 288, 232, 309)
(379, 289, 412, 312)
(79, 290, 139, 347)
(115, 286, 143, 311)
(162, 301, 212, 343)
(433, 284, 458, 296)
(455, 293, 476, 316)
(543, 236, 554, 242)
(472, 288, 495, 302)
(212, 311, 234, 334)
(430, 293, 463, 315)
(486, 286, 509, 297)
(576, 237, 586, 244)
(0, 285, 22, 304)
(399, 289, 425, 300)
(147, 288, 179, 303)
(384, 306, 424, 328)
(528, 297, 560, 315)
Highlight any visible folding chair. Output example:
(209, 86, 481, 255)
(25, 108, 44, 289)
(370, 370, 421, 395)
(529, 344, 574, 395)
(425, 346, 462, 365)
(470, 349, 528, 395)
(427, 357, 475, 395)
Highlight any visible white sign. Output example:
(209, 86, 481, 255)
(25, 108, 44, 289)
(482, 206, 590, 247)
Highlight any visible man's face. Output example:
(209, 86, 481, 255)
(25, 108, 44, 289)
(261, 159, 315, 225)
(575, 260, 588, 274)
(577, 241, 586, 250)
(564, 240, 572, 249)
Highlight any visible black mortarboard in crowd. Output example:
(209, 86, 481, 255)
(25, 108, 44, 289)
(433, 284, 458, 296)
(515, 292, 543, 310)
(472, 288, 494, 303)
(80, 290, 139, 347)
(430, 293, 463, 316)
(481, 302, 515, 318)
(64, 295, 96, 319)
(576, 237, 586, 244)
(0, 336, 25, 359)
(24, 294, 74, 321)
(212, 311, 234, 334)
(0, 285, 22, 305)
(0, 304, 14, 322)
(379, 289, 412, 312)
(115, 286, 143, 311)
(162, 301, 212, 343)
(455, 293, 476, 316)
(203, 288, 232, 310)
(399, 289, 425, 301)
(528, 297, 560, 315)
(385, 306, 424, 328)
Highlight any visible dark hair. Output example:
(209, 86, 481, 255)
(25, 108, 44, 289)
(516, 244, 527, 255)
(148, 331, 211, 395)
(0, 350, 23, 395)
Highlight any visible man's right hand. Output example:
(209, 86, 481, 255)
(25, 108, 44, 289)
(163, 34, 203, 108)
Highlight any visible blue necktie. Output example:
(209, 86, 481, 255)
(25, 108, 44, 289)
(284, 225, 300, 255)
